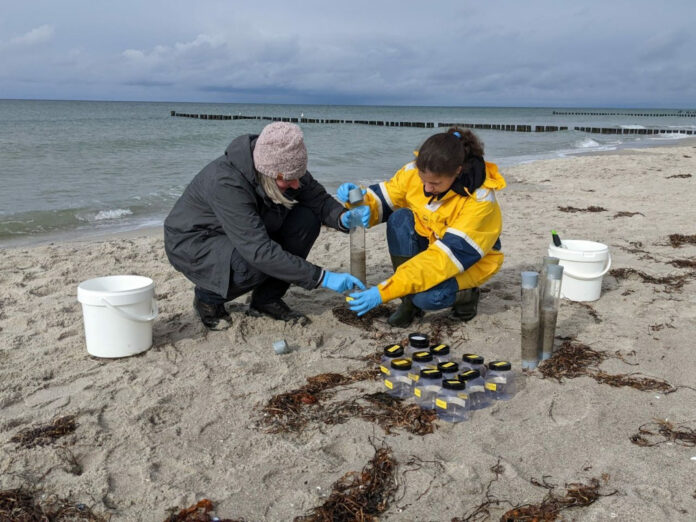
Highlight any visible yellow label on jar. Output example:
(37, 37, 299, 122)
(387, 345, 401, 352)
(441, 362, 455, 369)
(457, 392, 469, 400)
(414, 388, 422, 397)
(380, 365, 390, 375)
(408, 373, 419, 382)
(435, 398, 448, 409)
(434, 344, 446, 350)
(384, 379, 394, 389)
(485, 382, 497, 391)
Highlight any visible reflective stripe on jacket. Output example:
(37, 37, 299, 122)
(363, 160, 506, 302)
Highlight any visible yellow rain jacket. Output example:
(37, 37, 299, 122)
(362, 160, 506, 302)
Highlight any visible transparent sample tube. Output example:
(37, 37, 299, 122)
(539, 264, 564, 360)
(539, 256, 559, 305)
(348, 187, 366, 284)
(520, 271, 540, 370)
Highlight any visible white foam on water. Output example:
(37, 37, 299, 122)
(575, 137, 601, 148)
(92, 208, 133, 221)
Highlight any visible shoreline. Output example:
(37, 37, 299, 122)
(3, 137, 696, 250)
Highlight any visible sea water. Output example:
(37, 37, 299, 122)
(1, 99, 694, 246)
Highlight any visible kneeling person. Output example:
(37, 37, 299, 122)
(164, 122, 365, 328)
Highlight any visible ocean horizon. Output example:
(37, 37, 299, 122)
(1, 99, 694, 246)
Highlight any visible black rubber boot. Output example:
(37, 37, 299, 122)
(387, 255, 423, 328)
(452, 287, 480, 322)
(193, 296, 229, 330)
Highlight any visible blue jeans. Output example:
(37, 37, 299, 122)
(386, 209, 459, 310)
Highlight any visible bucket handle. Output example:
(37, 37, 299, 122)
(102, 298, 159, 322)
(562, 253, 612, 281)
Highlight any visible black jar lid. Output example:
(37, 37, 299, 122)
(413, 351, 433, 362)
(382, 344, 404, 358)
(390, 358, 412, 370)
(442, 378, 466, 390)
(430, 343, 450, 356)
(458, 369, 481, 381)
(462, 353, 484, 364)
(488, 360, 512, 371)
(420, 368, 442, 380)
(437, 361, 460, 373)
(408, 333, 429, 348)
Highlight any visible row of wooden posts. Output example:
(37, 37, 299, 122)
(552, 110, 696, 117)
(170, 111, 694, 135)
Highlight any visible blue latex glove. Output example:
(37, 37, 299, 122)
(321, 271, 366, 293)
(340, 206, 371, 228)
(348, 286, 383, 316)
(336, 183, 366, 203)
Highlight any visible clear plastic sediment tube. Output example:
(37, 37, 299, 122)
(539, 256, 559, 306)
(539, 264, 564, 360)
(520, 271, 540, 369)
(348, 187, 366, 285)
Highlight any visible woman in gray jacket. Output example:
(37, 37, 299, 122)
(164, 122, 367, 328)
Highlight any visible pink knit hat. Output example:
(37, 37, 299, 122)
(253, 122, 308, 180)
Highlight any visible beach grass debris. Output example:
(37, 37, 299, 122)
(557, 205, 607, 213)
(609, 267, 694, 290)
(630, 420, 696, 447)
(332, 305, 392, 329)
(164, 498, 244, 522)
(0, 487, 106, 521)
(500, 476, 617, 521)
(359, 392, 438, 436)
(261, 369, 380, 433)
(669, 258, 696, 269)
(10, 415, 77, 449)
(668, 234, 696, 248)
(294, 443, 398, 522)
(538, 340, 676, 393)
(452, 457, 510, 522)
(613, 211, 645, 218)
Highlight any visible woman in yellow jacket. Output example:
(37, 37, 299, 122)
(342, 127, 505, 327)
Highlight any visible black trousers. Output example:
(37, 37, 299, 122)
(194, 205, 321, 306)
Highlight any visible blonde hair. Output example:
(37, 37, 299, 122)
(257, 173, 297, 209)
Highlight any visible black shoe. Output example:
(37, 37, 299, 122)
(249, 299, 310, 325)
(193, 296, 228, 329)
(387, 295, 424, 328)
(452, 287, 480, 322)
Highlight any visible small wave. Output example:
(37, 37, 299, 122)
(92, 208, 133, 221)
(620, 125, 646, 130)
(575, 138, 601, 148)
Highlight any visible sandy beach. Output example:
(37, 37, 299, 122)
(1, 142, 696, 521)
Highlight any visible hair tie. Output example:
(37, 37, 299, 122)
(452, 131, 462, 138)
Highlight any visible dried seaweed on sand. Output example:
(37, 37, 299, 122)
(630, 420, 696, 447)
(0, 487, 106, 521)
(10, 415, 77, 449)
(294, 443, 398, 522)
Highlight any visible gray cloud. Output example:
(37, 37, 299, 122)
(0, 0, 694, 107)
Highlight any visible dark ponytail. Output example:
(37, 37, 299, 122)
(415, 127, 484, 176)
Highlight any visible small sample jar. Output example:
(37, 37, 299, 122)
(485, 361, 516, 401)
(381, 344, 404, 365)
(437, 360, 460, 380)
(429, 343, 451, 364)
(382, 358, 414, 399)
(458, 369, 491, 410)
(435, 379, 470, 423)
(405, 332, 430, 357)
(413, 368, 443, 409)
(461, 353, 486, 377)
(412, 350, 436, 374)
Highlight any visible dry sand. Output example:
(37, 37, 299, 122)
(1, 143, 696, 521)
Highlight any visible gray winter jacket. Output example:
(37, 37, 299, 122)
(164, 134, 346, 296)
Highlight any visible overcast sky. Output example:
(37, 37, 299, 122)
(1, 0, 694, 107)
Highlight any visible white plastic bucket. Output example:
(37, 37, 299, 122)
(548, 240, 612, 302)
(77, 275, 158, 358)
